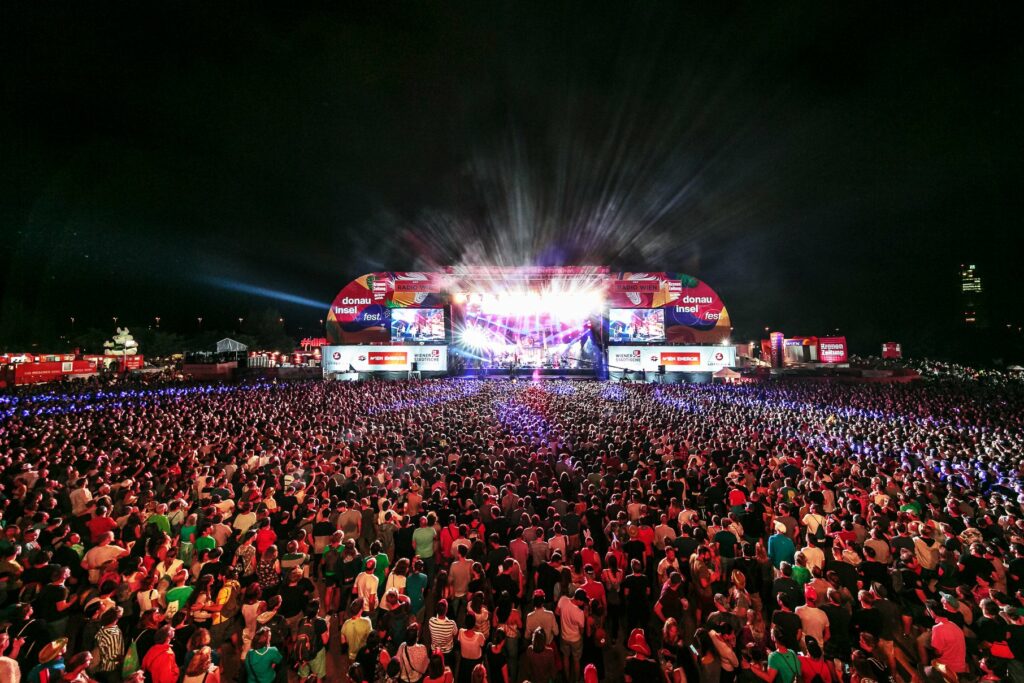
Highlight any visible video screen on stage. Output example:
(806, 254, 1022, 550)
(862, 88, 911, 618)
(608, 308, 666, 342)
(390, 309, 446, 342)
(458, 291, 598, 368)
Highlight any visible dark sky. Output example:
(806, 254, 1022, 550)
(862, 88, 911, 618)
(2, 3, 1022, 352)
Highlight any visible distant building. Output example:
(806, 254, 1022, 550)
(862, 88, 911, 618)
(960, 264, 987, 328)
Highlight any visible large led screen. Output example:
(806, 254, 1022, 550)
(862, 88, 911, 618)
(390, 309, 446, 342)
(608, 308, 666, 343)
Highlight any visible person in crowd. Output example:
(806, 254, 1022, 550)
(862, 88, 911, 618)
(243, 627, 283, 683)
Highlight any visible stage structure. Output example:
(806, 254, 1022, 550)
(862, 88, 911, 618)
(322, 266, 734, 380)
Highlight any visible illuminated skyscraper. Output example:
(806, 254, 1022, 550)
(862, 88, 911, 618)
(960, 264, 986, 327)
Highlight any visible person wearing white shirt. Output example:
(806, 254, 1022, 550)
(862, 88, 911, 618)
(233, 505, 258, 535)
(354, 559, 379, 612)
(556, 589, 587, 683)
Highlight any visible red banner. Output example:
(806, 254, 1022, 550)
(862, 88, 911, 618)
(817, 336, 848, 364)
(367, 351, 408, 366)
(659, 351, 701, 366)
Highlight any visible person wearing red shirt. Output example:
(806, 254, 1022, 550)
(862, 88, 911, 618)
(728, 487, 748, 510)
(255, 519, 277, 556)
(636, 522, 656, 560)
(142, 625, 180, 683)
(86, 506, 118, 545)
(580, 565, 607, 609)
(580, 537, 602, 573)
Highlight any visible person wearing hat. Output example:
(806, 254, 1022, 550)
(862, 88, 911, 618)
(556, 588, 587, 683)
(624, 628, 660, 683)
(25, 637, 67, 683)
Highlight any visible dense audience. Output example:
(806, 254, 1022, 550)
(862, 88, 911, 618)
(1, 376, 1023, 683)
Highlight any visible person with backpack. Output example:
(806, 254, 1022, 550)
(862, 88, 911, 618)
(291, 599, 329, 682)
(796, 636, 836, 683)
(753, 626, 801, 683)
(802, 507, 828, 548)
(211, 567, 242, 648)
(396, 623, 430, 683)
(254, 594, 291, 653)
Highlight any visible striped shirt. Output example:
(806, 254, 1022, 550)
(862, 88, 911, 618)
(428, 616, 457, 653)
(96, 626, 124, 672)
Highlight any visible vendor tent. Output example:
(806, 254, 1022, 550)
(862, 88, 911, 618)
(216, 338, 248, 353)
(713, 367, 742, 383)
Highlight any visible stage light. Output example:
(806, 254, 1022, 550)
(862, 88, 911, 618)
(459, 326, 492, 351)
(453, 292, 467, 304)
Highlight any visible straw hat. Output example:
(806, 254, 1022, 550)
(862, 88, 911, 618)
(38, 638, 68, 664)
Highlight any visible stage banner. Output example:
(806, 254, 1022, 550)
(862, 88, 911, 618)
(817, 336, 849, 363)
(607, 346, 736, 373)
(326, 272, 446, 344)
(322, 345, 448, 374)
(606, 272, 730, 344)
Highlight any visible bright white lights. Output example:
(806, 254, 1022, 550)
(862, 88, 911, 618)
(459, 326, 493, 350)
(474, 288, 604, 319)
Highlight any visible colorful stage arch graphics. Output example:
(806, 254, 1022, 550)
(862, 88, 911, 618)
(325, 267, 731, 347)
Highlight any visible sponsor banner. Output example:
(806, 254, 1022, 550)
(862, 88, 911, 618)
(607, 346, 736, 373)
(659, 351, 701, 366)
(368, 351, 408, 366)
(770, 332, 785, 368)
(610, 280, 661, 293)
(394, 272, 444, 292)
(322, 345, 447, 374)
(817, 336, 848, 364)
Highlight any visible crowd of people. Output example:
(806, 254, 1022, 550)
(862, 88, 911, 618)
(0, 376, 1023, 683)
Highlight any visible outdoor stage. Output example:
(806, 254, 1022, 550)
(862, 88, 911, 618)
(322, 266, 736, 380)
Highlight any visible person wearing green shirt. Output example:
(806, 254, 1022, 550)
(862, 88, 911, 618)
(753, 627, 801, 683)
(406, 558, 429, 619)
(195, 527, 217, 555)
(244, 627, 284, 683)
(412, 516, 437, 578)
(365, 541, 389, 598)
(165, 578, 194, 617)
(146, 505, 171, 535)
(179, 515, 197, 565)
(791, 553, 811, 585)
(899, 498, 922, 515)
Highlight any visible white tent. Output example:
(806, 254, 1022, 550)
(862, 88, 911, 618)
(216, 338, 248, 353)
(713, 367, 742, 383)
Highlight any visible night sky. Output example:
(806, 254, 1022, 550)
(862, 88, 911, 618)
(2, 3, 1022, 354)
